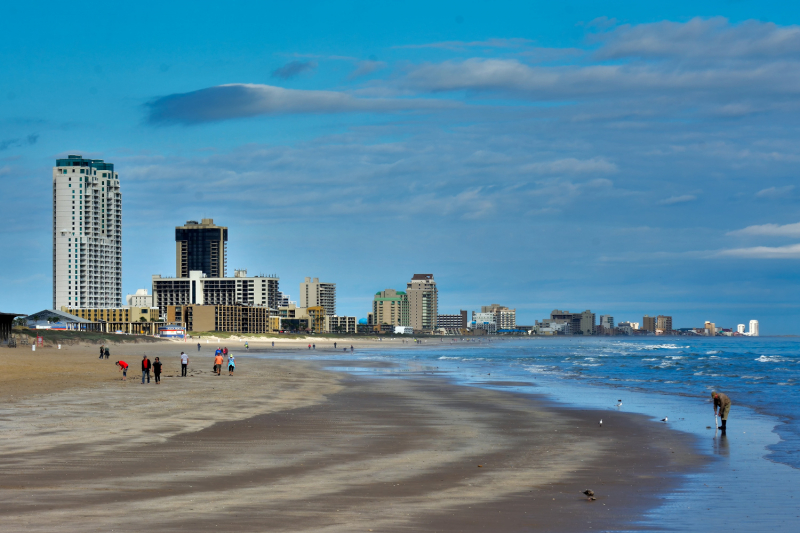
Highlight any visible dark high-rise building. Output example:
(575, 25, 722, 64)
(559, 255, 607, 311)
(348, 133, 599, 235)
(175, 219, 227, 278)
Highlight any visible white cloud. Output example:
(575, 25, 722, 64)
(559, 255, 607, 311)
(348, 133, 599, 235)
(595, 17, 800, 61)
(717, 243, 800, 258)
(658, 195, 697, 205)
(727, 221, 800, 237)
(755, 185, 795, 198)
(521, 157, 617, 175)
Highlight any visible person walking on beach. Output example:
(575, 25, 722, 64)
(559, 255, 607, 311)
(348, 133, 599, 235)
(141, 355, 151, 384)
(104, 347, 110, 359)
(153, 357, 163, 384)
(180, 351, 189, 376)
(116, 360, 128, 380)
(223, 347, 228, 357)
(197, 342, 201, 352)
(99, 346, 105, 359)
(712, 391, 732, 431)
(214, 351, 224, 376)
(334, 342, 337, 349)
(228, 354, 235, 376)
(245, 341, 249, 351)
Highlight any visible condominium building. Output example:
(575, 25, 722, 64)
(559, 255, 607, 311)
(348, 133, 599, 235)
(705, 321, 716, 336)
(372, 289, 409, 326)
(737, 324, 746, 334)
(52, 155, 122, 309)
(175, 219, 228, 278)
(643, 315, 656, 333)
(548, 310, 595, 335)
(438, 310, 468, 329)
(299, 277, 336, 315)
(126, 288, 153, 307)
(481, 304, 516, 330)
(599, 315, 614, 329)
(656, 315, 672, 333)
(407, 274, 438, 332)
(326, 315, 358, 334)
(471, 312, 497, 334)
(748, 320, 759, 336)
(152, 270, 279, 318)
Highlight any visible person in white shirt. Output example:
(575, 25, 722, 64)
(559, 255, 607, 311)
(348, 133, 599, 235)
(180, 352, 189, 377)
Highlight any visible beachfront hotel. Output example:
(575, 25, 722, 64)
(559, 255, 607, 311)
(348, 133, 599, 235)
(407, 274, 438, 332)
(52, 155, 122, 309)
(299, 277, 337, 316)
(175, 218, 228, 278)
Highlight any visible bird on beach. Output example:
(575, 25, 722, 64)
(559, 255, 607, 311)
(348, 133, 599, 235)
(616, 399, 623, 407)
(661, 417, 668, 422)
(599, 419, 603, 427)
(582, 489, 596, 501)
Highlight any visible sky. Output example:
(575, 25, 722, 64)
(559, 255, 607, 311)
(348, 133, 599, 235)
(2, 1, 800, 333)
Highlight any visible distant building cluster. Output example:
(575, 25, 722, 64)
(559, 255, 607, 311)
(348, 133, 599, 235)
(10, 154, 759, 338)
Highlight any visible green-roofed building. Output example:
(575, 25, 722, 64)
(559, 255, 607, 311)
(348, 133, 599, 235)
(372, 289, 410, 327)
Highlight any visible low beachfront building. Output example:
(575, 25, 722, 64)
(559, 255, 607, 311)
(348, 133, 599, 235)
(165, 304, 274, 334)
(61, 305, 159, 323)
(326, 315, 358, 334)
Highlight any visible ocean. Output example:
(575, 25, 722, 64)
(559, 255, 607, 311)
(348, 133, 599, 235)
(261, 336, 800, 531)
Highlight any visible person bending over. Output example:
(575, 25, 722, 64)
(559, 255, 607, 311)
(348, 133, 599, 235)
(712, 391, 732, 432)
(115, 360, 128, 381)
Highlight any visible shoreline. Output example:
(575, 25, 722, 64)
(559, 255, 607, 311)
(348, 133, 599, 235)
(0, 341, 707, 532)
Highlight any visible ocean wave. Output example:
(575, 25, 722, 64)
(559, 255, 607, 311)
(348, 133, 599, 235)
(642, 344, 689, 350)
(755, 355, 784, 363)
(438, 356, 461, 360)
(706, 350, 722, 355)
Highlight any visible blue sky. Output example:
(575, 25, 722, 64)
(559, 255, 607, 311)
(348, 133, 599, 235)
(2, 1, 800, 333)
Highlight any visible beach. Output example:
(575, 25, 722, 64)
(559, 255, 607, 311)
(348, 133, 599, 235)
(0, 338, 701, 532)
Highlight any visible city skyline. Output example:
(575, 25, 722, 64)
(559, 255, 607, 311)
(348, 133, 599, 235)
(2, 2, 800, 332)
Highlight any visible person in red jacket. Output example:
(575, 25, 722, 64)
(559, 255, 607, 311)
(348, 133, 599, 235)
(141, 355, 151, 384)
(115, 360, 128, 381)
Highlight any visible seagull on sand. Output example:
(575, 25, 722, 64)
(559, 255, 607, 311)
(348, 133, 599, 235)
(599, 419, 603, 427)
(582, 489, 596, 501)
(616, 399, 623, 407)
(661, 417, 668, 422)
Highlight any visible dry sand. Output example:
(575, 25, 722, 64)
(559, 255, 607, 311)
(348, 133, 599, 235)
(0, 341, 703, 532)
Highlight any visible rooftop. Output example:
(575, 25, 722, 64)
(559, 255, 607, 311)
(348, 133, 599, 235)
(55, 155, 114, 172)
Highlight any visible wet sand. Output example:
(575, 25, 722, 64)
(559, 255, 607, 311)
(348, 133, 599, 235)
(0, 343, 703, 531)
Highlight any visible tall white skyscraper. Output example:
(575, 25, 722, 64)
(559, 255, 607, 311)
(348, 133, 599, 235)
(53, 155, 122, 309)
(748, 320, 759, 337)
